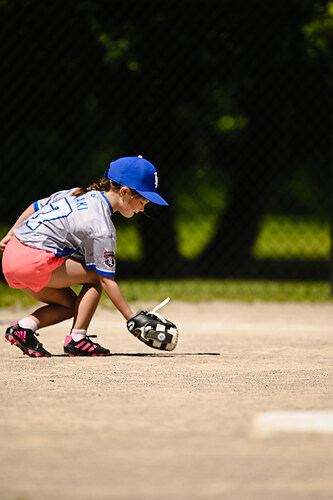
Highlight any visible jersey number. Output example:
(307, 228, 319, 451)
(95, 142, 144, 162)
(27, 198, 73, 231)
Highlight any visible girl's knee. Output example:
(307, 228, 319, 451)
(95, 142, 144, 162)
(87, 271, 102, 286)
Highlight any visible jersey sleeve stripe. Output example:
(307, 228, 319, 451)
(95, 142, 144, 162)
(55, 247, 79, 257)
(86, 264, 115, 278)
(100, 191, 113, 214)
(33, 200, 39, 211)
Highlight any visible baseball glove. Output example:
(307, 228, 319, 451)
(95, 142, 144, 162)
(127, 297, 179, 351)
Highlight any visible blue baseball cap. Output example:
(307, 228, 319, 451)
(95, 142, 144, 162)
(104, 156, 168, 206)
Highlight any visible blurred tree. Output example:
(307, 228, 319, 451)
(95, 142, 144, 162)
(0, 0, 109, 204)
(0, 0, 331, 279)
(199, 1, 332, 274)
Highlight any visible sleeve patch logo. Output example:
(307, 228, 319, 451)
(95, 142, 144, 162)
(104, 251, 115, 268)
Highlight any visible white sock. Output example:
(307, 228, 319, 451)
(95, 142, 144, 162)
(71, 329, 87, 341)
(18, 317, 38, 332)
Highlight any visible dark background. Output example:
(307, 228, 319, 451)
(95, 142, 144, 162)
(0, 0, 332, 282)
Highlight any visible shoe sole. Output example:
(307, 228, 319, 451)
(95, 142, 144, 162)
(5, 333, 51, 358)
(65, 352, 111, 357)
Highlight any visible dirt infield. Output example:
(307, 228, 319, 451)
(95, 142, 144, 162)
(1, 300, 333, 500)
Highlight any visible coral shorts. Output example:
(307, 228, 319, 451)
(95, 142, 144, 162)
(2, 235, 64, 292)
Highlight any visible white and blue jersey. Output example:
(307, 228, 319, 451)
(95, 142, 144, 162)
(14, 188, 117, 278)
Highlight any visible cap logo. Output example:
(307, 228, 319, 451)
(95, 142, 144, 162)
(154, 172, 158, 189)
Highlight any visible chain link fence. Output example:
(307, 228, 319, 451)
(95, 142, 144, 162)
(0, 0, 332, 284)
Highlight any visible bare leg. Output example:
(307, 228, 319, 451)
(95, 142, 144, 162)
(20, 259, 101, 330)
(22, 287, 78, 329)
(72, 282, 102, 330)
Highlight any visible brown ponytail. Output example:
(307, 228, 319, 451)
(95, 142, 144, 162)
(72, 178, 121, 197)
(73, 178, 141, 198)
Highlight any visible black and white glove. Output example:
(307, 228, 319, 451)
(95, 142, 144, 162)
(127, 298, 179, 351)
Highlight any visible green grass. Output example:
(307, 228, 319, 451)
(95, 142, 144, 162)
(253, 215, 330, 260)
(116, 223, 143, 260)
(1, 212, 331, 307)
(0, 279, 331, 309)
(111, 280, 331, 303)
(116, 214, 331, 261)
(176, 214, 221, 258)
(1, 213, 330, 262)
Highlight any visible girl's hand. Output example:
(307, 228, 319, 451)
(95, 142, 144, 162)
(0, 233, 12, 251)
(0, 202, 35, 252)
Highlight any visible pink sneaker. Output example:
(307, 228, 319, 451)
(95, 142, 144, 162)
(5, 322, 51, 357)
(64, 334, 110, 356)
